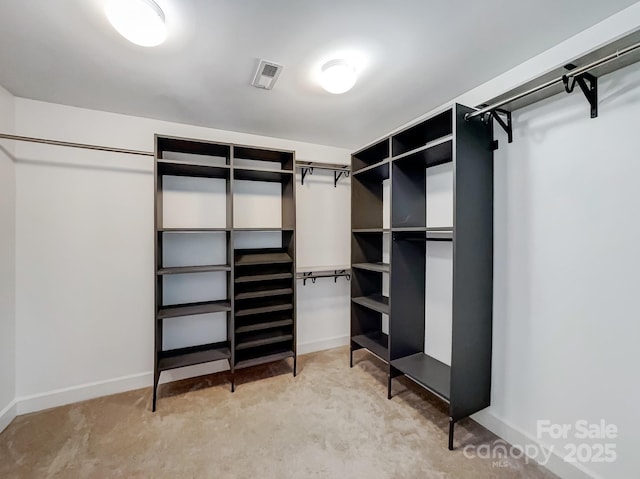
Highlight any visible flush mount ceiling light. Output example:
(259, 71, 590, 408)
(105, 0, 167, 47)
(320, 59, 357, 94)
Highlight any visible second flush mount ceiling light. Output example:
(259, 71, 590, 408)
(105, 0, 167, 47)
(320, 59, 357, 94)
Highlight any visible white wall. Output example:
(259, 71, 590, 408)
(0, 85, 16, 432)
(487, 58, 640, 479)
(356, 5, 640, 478)
(296, 168, 351, 352)
(13, 98, 351, 412)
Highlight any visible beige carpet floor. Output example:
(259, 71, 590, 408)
(0, 347, 556, 479)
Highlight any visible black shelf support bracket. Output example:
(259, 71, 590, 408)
(300, 270, 350, 286)
(334, 170, 350, 187)
(562, 64, 598, 118)
(300, 166, 313, 185)
(297, 162, 350, 187)
(301, 272, 317, 286)
(482, 108, 512, 147)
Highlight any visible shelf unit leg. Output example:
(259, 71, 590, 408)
(448, 418, 455, 451)
(349, 344, 354, 368)
(230, 374, 235, 393)
(293, 355, 297, 377)
(387, 370, 393, 400)
(152, 369, 160, 412)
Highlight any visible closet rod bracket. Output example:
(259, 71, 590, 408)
(300, 167, 314, 185)
(334, 170, 349, 187)
(562, 64, 598, 118)
(482, 108, 512, 147)
(299, 269, 350, 285)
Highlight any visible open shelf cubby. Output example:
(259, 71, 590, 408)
(351, 138, 389, 173)
(351, 104, 493, 450)
(153, 134, 297, 411)
(391, 109, 452, 157)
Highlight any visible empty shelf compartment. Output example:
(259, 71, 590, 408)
(235, 251, 293, 266)
(352, 138, 389, 172)
(352, 294, 389, 315)
(391, 353, 451, 401)
(393, 138, 452, 168)
(158, 342, 230, 371)
(392, 109, 452, 156)
(352, 332, 389, 361)
(236, 317, 293, 334)
(236, 329, 293, 350)
(157, 300, 231, 319)
(157, 162, 230, 179)
(157, 136, 231, 161)
(235, 344, 294, 370)
(235, 272, 293, 283)
(352, 262, 390, 273)
(352, 161, 389, 182)
(233, 145, 294, 170)
(235, 300, 294, 317)
(233, 168, 294, 183)
(235, 287, 293, 300)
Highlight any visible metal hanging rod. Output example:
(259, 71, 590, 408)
(0, 133, 154, 156)
(465, 40, 640, 121)
(297, 269, 351, 285)
(296, 160, 350, 187)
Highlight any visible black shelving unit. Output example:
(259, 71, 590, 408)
(231, 144, 296, 391)
(153, 136, 296, 410)
(350, 136, 391, 369)
(350, 104, 493, 450)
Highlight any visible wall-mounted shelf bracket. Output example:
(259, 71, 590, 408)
(300, 166, 313, 185)
(562, 64, 598, 118)
(296, 161, 350, 187)
(481, 108, 512, 147)
(334, 170, 350, 187)
(298, 269, 351, 285)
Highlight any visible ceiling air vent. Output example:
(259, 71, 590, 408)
(252, 60, 283, 90)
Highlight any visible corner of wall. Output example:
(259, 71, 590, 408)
(0, 82, 17, 434)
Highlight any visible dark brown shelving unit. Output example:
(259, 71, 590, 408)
(153, 135, 296, 410)
(350, 136, 392, 372)
(351, 104, 493, 450)
(231, 144, 296, 391)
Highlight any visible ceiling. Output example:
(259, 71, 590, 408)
(0, 0, 636, 149)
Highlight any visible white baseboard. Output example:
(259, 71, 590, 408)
(16, 372, 151, 415)
(11, 336, 348, 416)
(0, 399, 17, 433)
(297, 334, 349, 355)
(472, 410, 600, 479)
